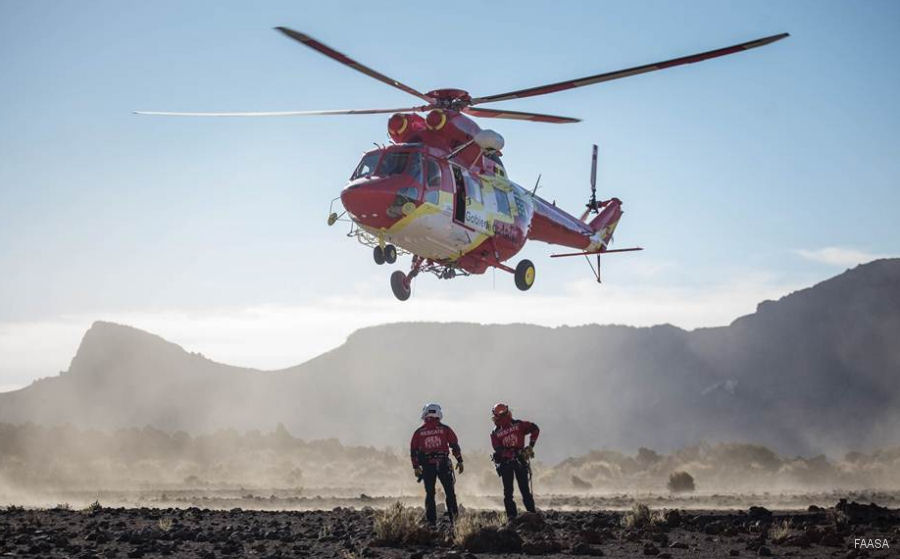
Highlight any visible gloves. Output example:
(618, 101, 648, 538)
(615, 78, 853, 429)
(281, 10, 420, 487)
(521, 446, 535, 461)
(456, 461, 464, 474)
(414, 466, 423, 479)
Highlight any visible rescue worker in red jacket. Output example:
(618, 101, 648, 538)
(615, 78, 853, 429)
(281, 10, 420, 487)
(410, 402, 464, 525)
(490, 402, 540, 518)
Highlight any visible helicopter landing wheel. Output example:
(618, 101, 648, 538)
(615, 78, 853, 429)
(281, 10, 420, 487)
(515, 259, 536, 291)
(390, 270, 411, 301)
(384, 244, 397, 264)
(373, 246, 385, 265)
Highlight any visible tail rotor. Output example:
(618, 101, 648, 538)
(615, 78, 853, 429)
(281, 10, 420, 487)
(580, 144, 604, 221)
(553, 143, 641, 282)
(582, 144, 603, 282)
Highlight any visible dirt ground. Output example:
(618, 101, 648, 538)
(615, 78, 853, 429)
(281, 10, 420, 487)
(1, 499, 898, 558)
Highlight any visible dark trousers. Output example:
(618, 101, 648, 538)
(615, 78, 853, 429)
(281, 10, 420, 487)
(422, 459, 458, 524)
(499, 460, 534, 518)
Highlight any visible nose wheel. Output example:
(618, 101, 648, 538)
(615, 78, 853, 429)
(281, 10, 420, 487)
(384, 244, 397, 264)
(373, 244, 398, 265)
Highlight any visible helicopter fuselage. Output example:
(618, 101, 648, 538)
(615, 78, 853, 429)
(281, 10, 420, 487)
(339, 110, 617, 275)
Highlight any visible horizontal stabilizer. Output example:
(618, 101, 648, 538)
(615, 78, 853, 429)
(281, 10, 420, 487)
(550, 247, 643, 258)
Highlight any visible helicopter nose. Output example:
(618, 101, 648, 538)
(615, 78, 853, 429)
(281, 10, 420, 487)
(340, 183, 397, 225)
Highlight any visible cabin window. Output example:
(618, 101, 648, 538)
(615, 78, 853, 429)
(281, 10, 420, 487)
(465, 174, 483, 205)
(377, 151, 410, 176)
(495, 189, 511, 215)
(406, 152, 423, 184)
(351, 152, 380, 180)
(425, 158, 441, 205)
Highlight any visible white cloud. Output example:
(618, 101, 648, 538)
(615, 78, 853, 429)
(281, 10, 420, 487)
(0, 273, 803, 392)
(794, 247, 888, 267)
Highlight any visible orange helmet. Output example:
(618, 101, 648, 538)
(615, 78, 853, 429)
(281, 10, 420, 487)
(492, 402, 510, 418)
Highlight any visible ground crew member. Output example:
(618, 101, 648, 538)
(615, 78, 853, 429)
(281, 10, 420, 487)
(490, 402, 539, 518)
(410, 402, 463, 525)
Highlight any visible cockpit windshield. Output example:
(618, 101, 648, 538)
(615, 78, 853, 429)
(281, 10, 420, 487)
(351, 151, 380, 180)
(377, 151, 410, 176)
(351, 150, 424, 181)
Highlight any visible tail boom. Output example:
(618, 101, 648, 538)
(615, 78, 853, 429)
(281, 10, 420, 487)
(527, 196, 623, 251)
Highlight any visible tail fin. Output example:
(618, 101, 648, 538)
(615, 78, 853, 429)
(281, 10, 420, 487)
(589, 197, 622, 247)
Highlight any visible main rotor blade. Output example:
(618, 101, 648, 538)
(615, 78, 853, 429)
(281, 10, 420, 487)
(470, 32, 789, 105)
(274, 27, 433, 104)
(463, 106, 580, 124)
(134, 106, 429, 117)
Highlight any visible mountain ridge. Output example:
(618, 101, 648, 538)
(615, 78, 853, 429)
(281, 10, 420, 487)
(1, 259, 898, 460)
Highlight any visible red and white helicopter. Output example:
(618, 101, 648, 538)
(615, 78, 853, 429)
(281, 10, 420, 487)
(138, 28, 788, 301)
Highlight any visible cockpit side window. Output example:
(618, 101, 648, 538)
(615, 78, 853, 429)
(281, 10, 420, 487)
(351, 152, 380, 180)
(377, 152, 410, 176)
(425, 158, 441, 205)
(426, 158, 442, 188)
(406, 152, 423, 184)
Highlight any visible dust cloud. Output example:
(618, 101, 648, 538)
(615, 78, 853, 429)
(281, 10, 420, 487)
(2, 423, 899, 510)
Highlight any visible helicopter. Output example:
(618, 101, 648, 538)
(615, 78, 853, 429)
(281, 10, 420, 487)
(137, 27, 788, 301)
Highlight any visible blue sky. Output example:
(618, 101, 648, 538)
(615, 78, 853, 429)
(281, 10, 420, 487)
(1, 1, 898, 389)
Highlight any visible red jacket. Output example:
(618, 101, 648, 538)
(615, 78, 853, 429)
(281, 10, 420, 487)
(491, 418, 540, 462)
(410, 419, 463, 467)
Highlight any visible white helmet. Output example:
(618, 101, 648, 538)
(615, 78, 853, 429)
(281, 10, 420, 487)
(421, 402, 443, 420)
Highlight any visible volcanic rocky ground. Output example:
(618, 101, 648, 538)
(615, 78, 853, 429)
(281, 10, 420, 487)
(1, 500, 898, 558)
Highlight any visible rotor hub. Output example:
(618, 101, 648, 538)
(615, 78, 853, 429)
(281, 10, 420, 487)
(426, 88, 472, 110)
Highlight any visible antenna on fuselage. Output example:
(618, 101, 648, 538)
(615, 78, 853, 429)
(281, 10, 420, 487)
(446, 139, 476, 161)
(531, 174, 542, 196)
(588, 144, 598, 211)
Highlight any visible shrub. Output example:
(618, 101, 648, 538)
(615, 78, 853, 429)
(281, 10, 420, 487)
(771, 519, 791, 542)
(622, 503, 651, 529)
(372, 502, 436, 547)
(453, 510, 506, 547)
(158, 517, 173, 532)
(667, 471, 695, 493)
(82, 500, 102, 515)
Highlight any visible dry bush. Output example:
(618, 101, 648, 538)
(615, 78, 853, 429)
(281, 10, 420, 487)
(771, 519, 791, 542)
(667, 471, 695, 493)
(453, 510, 507, 547)
(158, 517, 173, 532)
(372, 502, 436, 547)
(622, 503, 651, 529)
(82, 500, 102, 515)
